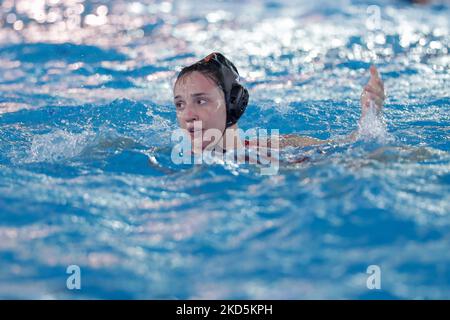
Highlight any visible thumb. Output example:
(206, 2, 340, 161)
(370, 65, 381, 79)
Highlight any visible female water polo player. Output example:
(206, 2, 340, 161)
(172, 52, 385, 160)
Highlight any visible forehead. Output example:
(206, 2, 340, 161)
(173, 71, 219, 96)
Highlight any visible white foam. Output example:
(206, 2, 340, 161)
(25, 129, 95, 163)
(356, 100, 394, 144)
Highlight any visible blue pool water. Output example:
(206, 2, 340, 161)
(0, 0, 449, 299)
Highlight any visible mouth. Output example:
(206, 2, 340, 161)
(188, 128, 204, 134)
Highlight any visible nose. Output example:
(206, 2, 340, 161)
(182, 103, 199, 123)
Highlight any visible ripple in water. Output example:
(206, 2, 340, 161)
(0, 0, 449, 299)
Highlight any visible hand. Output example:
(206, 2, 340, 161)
(360, 65, 385, 120)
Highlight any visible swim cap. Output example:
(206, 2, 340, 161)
(195, 52, 249, 127)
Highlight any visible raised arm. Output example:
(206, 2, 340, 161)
(277, 65, 385, 148)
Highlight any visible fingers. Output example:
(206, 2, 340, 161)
(369, 65, 384, 89)
(370, 65, 378, 77)
(369, 76, 384, 94)
(369, 76, 384, 91)
(370, 65, 382, 81)
(365, 65, 385, 100)
(364, 84, 385, 100)
(360, 65, 386, 118)
(361, 91, 383, 110)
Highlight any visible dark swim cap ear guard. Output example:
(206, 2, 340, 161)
(197, 52, 249, 128)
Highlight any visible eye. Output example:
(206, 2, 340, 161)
(197, 99, 207, 105)
(175, 102, 184, 110)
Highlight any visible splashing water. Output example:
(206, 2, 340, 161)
(357, 100, 393, 143)
(0, 0, 449, 299)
